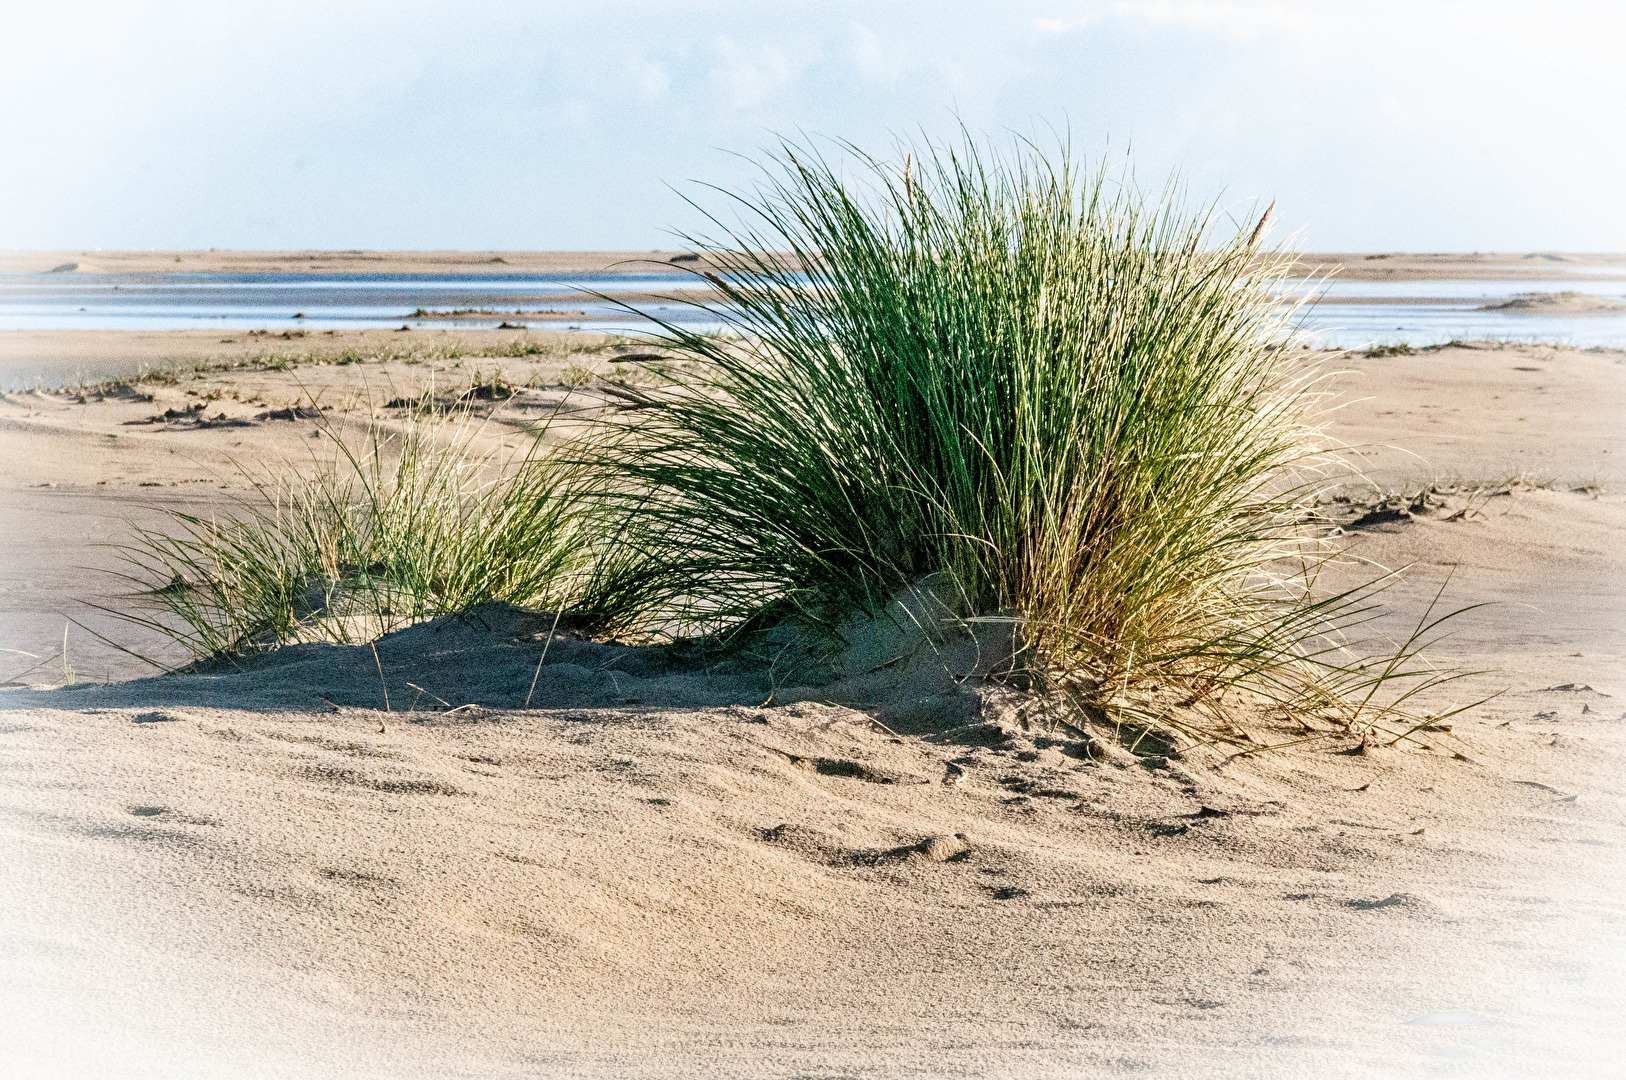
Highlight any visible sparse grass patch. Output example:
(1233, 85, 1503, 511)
(51, 335, 623, 400)
(110, 404, 607, 659)
(1364, 343, 1415, 358)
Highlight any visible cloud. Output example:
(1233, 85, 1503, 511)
(1038, 2, 1305, 40)
(707, 38, 806, 116)
(628, 57, 671, 98)
(1034, 13, 1100, 33)
(846, 23, 896, 84)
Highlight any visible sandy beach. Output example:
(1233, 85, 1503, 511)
(0, 327, 610, 391)
(0, 250, 706, 277)
(10, 0, 1626, 1062)
(0, 325, 1622, 1077)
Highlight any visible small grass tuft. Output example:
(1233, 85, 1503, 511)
(108, 403, 611, 660)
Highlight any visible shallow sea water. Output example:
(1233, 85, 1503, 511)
(3, 269, 1625, 365)
(0, 272, 721, 335)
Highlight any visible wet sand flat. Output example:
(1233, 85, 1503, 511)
(0, 327, 602, 391)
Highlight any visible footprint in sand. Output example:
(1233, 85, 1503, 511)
(1346, 892, 1449, 915)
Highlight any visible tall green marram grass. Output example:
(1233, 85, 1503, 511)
(587, 133, 1474, 743)
(110, 402, 606, 662)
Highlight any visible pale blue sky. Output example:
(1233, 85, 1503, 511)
(4, 1, 1623, 251)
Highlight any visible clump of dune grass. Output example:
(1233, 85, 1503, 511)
(110, 400, 605, 661)
(586, 132, 1473, 744)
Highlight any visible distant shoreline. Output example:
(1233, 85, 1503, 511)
(5, 249, 1626, 281)
(0, 250, 722, 277)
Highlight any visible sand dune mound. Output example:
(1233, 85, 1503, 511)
(15, 582, 1026, 725)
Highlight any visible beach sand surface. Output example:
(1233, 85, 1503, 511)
(1, 332, 1623, 1077)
